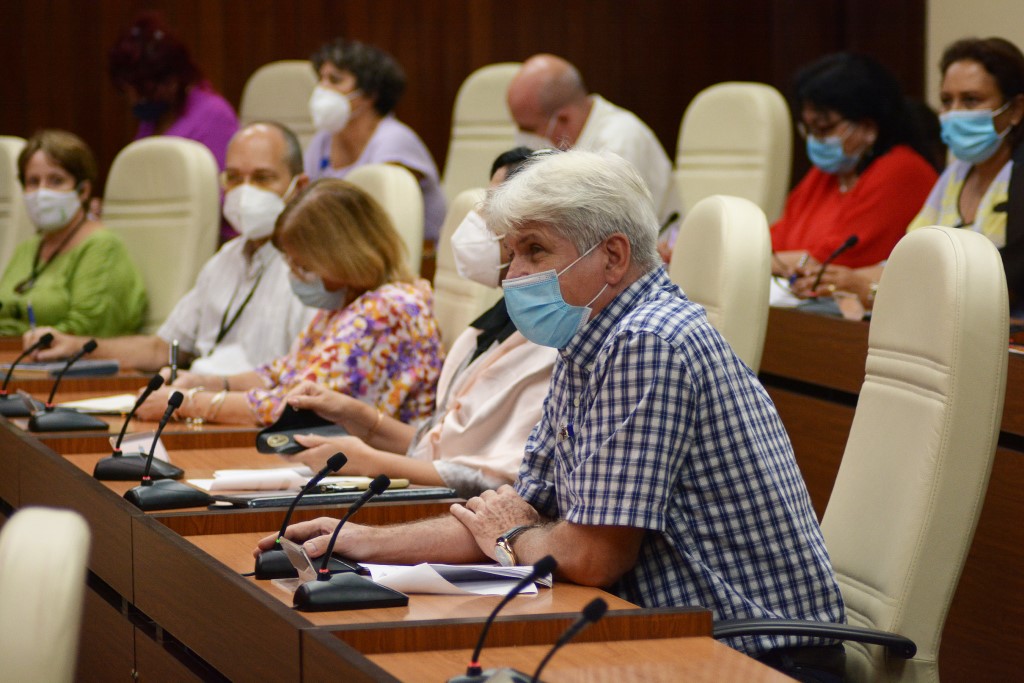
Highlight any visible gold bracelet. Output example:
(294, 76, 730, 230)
(184, 386, 207, 418)
(364, 409, 383, 440)
(205, 390, 228, 422)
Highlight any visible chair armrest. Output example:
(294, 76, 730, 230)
(712, 618, 917, 659)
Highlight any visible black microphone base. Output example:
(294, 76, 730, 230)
(254, 547, 360, 580)
(293, 572, 408, 612)
(0, 394, 43, 417)
(449, 669, 535, 683)
(124, 479, 213, 511)
(28, 407, 108, 432)
(94, 454, 184, 481)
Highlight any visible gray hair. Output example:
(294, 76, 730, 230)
(483, 150, 661, 271)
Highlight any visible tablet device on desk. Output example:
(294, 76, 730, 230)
(210, 485, 458, 509)
(0, 359, 120, 379)
(255, 405, 348, 455)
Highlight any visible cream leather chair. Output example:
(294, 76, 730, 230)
(441, 63, 520, 202)
(345, 163, 424, 274)
(0, 136, 32, 270)
(239, 60, 318, 149)
(668, 195, 771, 372)
(0, 507, 91, 683)
(433, 188, 502, 351)
(715, 226, 1009, 682)
(674, 82, 791, 222)
(103, 137, 220, 333)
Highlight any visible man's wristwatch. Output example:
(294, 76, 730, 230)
(494, 525, 535, 567)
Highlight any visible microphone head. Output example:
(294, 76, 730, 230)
(326, 452, 348, 473)
(82, 339, 98, 354)
(38, 333, 54, 349)
(146, 374, 165, 392)
(167, 390, 184, 409)
(368, 474, 391, 495)
(532, 555, 557, 578)
(843, 235, 859, 249)
(664, 211, 680, 224)
(582, 597, 608, 623)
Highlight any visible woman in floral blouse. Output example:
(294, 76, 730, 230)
(137, 178, 442, 426)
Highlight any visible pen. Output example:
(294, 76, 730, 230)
(26, 301, 36, 329)
(169, 339, 179, 384)
(788, 253, 810, 286)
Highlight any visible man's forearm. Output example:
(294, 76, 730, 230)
(341, 514, 488, 565)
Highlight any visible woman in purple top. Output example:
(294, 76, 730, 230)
(303, 38, 446, 246)
(108, 12, 238, 171)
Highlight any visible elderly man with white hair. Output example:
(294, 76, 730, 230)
(257, 150, 845, 680)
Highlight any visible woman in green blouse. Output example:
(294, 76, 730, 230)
(0, 130, 146, 337)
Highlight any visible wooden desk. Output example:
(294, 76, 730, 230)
(366, 637, 790, 683)
(759, 306, 1023, 681)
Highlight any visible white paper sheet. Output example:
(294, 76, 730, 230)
(59, 393, 136, 414)
(361, 563, 546, 596)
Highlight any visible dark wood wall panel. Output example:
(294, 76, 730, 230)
(0, 0, 925, 191)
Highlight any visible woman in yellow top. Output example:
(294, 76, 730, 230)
(794, 37, 1024, 315)
(0, 130, 146, 337)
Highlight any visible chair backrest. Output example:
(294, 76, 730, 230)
(0, 136, 33, 270)
(239, 60, 318, 149)
(674, 82, 791, 222)
(345, 163, 424, 274)
(433, 188, 502, 351)
(667, 195, 771, 372)
(441, 63, 521, 202)
(103, 137, 220, 333)
(821, 226, 1008, 682)
(0, 507, 91, 683)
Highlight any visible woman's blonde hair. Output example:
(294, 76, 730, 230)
(272, 178, 412, 291)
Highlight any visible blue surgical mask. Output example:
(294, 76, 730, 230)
(806, 133, 860, 175)
(502, 242, 608, 348)
(132, 100, 171, 122)
(940, 103, 1011, 164)
(288, 274, 347, 310)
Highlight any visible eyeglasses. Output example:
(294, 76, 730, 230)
(796, 118, 852, 141)
(219, 170, 282, 191)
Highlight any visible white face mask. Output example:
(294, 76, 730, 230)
(309, 85, 357, 134)
(513, 116, 557, 151)
(450, 210, 507, 288)
(223, 176, 298, 240)
(24, 188, 82, 233)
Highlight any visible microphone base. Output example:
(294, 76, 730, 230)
(124, 479, 213, 511)
(0, 394, 43, 417)
(293, 572, 408, 612)
(449, 669, 535, 683)
(94, 454, 184, 481)
(28, 407, 108, 432)
(254, 547, 359, 580)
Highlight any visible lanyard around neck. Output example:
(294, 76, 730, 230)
(214, 266, 266, 346)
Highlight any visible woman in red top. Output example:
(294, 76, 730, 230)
(773, 53, 939, 278)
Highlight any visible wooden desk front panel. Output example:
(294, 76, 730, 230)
(368, 637, 791, 683)
(77, 587, 134, 682)
(30, 418, 260, 453)
(303, 629, 399, 682)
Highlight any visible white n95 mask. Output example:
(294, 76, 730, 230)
(450, 210, 506, 288)
(223, 177, 297, 240)
(309, 86, 356, 134)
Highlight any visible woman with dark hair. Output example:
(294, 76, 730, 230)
(798, 38, 1024, 315)
(772, 52, 938, 278)
(109, 12, 238, 169)
(0, 131, 146, 336)
(303, 38, 445, 244)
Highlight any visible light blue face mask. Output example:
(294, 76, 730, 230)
(502, 242, 608, 349)
(940, 102, 1011, 164)
(288, 273, 347, 310)
(806, 133, 860, 175)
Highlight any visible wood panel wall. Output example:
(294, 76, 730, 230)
(0, 0, 925, 190)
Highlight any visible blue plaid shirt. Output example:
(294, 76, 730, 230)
(515, 268, 845, 654)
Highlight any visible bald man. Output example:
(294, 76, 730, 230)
(507, 54, 677, 222)
(25, 122, 315, 374)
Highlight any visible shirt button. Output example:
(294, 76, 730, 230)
(573, 398, 580, 406)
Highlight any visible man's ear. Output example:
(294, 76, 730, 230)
(602, 233, 632, 286)
(293, 173, 310, 195)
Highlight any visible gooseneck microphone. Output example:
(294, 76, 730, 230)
(93, 374, 185, 481)
(531, 598, 609, 682)
(448, 556, 558, 683)
(0, 332, 53, 417)
(658, 211, 681, 236)
(254, 452, 354, 580)
(810, 234, 860, 292)
(292, 474, 408, 611)
(27, 339, 108, 431)
(123, 391, 212, 511)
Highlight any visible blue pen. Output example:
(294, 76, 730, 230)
(26, 301, 36, 329)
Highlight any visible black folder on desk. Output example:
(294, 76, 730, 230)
(210, 486, 458, 509)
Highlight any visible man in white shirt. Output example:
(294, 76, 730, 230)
(24, 122, 314, 373)
(507, 53, 677, 221)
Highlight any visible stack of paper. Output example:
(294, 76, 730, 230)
(361, 563, 553, 596)
(58, 393, 137, 414)
(189, 467, 407, 492)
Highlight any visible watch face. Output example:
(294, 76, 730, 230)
(495, 541, 514, 567)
